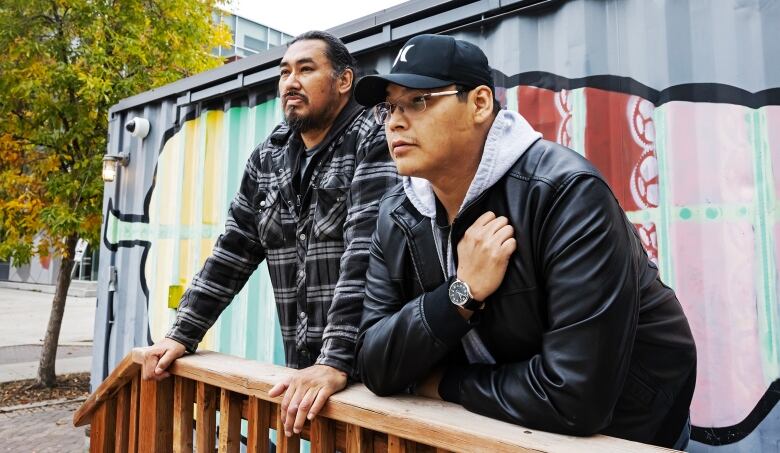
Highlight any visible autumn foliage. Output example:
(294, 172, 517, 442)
(0, 0, 232, 387)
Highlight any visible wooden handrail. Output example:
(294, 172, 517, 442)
(74, 349, 679, 452)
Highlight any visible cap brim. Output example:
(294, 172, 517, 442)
(354, 73, 454, 107)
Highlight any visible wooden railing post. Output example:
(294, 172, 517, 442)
(138, 377, 174, 452)
(173, 377, 195, 453)
(127, 375, 141, 452)
(90, 397, 117, 452)
(346, 424, 370, 453)
(196, 382, 218, 453)
(114, 384, 132, 453)
(246, 397, 272, 453)
(310, 417, 336, 453)
(388, 435, 415, 453)
(219, 389, 243, 453)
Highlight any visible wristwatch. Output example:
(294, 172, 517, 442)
(448, 277, 483, 311)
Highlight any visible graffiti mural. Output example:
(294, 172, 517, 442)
(514, 81, 780, 451)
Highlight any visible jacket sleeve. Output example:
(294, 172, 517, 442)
(437, 175, 639, 436)
(315, 119, 400, 375)
(165, 146, 266, 353)
(357, 219, 474, 395)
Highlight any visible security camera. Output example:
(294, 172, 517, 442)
(125, 117, 150, 139)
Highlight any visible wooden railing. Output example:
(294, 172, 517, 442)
(74, 349, 677, 452)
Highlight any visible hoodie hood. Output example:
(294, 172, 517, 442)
(403, 109, 542, 219)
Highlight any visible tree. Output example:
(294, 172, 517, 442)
(0, 0, 231, 388)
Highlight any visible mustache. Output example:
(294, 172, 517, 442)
(282, 91, 308, 103)
(389, 135, 416, 145)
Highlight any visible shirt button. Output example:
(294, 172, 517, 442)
(259, 200, 266, 207)
(299, 311, 306, 319)
(278, 168, 283, 174)
(299, 233, 306, 241)
(298, 270, 305, 278)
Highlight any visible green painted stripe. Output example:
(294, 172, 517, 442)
(570, 88, 587, 156)
(750, 108, 780, 379)
(505, 86, 518, 112)
(653, 106, 675, 288)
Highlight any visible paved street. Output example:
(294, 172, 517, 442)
(0, 401, 87, 452)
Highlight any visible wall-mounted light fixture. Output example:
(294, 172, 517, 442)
(102, 153, 130, 182)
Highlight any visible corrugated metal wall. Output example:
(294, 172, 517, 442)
(93, 0, 780, 450)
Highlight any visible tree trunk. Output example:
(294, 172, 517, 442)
(34, 233, 79, 388)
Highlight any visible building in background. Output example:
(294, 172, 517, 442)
(213, 10, 293, 60)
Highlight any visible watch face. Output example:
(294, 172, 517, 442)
(449, 280, 470, 306)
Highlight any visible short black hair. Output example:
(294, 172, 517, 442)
(289, 31, 356, 77)
(455, 84, 502, 115)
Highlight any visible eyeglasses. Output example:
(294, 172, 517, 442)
(372, 90, 462, 124)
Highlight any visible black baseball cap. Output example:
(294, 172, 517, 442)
(354, 34, 495, 107)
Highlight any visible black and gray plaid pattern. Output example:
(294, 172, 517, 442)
(167, 108, 399, 373)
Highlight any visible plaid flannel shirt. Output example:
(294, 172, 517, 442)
(167, 104, 399, 373)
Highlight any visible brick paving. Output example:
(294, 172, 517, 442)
(0, 401, 87, 452)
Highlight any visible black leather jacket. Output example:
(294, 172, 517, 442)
(356, 139, 696, 447)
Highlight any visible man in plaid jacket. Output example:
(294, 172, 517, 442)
(140, 31, 399, 437)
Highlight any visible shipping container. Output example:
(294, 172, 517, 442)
(94, 0, 780, 450)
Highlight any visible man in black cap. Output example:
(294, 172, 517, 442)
(353, 34, 697, 449)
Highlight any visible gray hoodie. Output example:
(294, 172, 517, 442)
(401, 109, 542, 364)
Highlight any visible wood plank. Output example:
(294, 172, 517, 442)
(173, 377, 195, 453)
(90, 398, 117, 453)
(218, 389, 242, 453)
(196, 382, 217, 453)
(346, 424, 370, 453)
(310, 417, 336, 453)
(388, 435, 407, 453)
(138, 377, 174, 453)
(246, 397, 271, 453)
(114, 385, 132, 453)
(127, 375, 140, 453)
(73, 354, 139, 426)
(275, 403, 300, 453)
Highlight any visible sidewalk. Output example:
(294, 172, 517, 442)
(0, 286, 95, 382)
(0, 400, 87, 452)
(0, 287, 95, 451)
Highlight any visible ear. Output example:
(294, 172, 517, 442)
(471, 86, 494, 125)
(337, 68, 354, 95)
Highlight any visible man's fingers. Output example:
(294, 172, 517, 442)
(500, 237, 517, 256)
(307, 387, 331, 420)
(279, 381, 297, 427)
(493, 224, 515, 243)
(474, 211, 497, 227)
(484, 216, 510, 235)
(293, 388, 317, 434)
(284, 386, 305, 436)
(268, 379, 290, 398)
(155, 349, 179, 376)
(142, 349, 161, 380)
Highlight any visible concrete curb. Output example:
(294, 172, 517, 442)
(0, 281, 97, 297)
(0, 397, 87, 413)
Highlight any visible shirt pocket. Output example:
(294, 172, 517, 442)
(312, 185, 349, 241)
(256, 189, 286, 248)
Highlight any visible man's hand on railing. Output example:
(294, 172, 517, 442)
(140, 338, 187, 380)
(268, 364, 348, 438)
